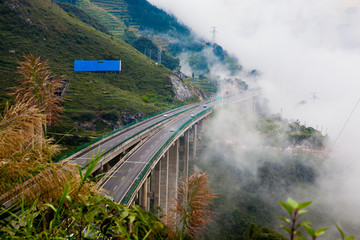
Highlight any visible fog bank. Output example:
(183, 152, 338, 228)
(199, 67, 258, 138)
(149, 0, 360, 235)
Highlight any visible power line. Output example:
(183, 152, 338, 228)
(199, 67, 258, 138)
(320, 96, 360, 165)
(335, 154, 360, 176)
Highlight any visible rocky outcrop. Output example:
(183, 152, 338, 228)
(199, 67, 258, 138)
(170, 74, 204, 101)
(120, 111, 146, 125)
(170, 74, 193, 101)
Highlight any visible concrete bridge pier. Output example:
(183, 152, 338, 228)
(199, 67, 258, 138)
(148, 139, 180, 215)
(238, 97, 257, 113)
(92, 162, 111, 179)
(139, 177, 150, 211)
(183, 130, 190, 182)
(151, 161, 161, 210)
(167, 139, 179, 210)
(192, 124, 198, 161)
(138, 120, 206, 214)
(103, 162, 110, 172)
(159, 152, 169, 213)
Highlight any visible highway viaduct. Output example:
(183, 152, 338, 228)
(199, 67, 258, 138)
(62, 90, 260, 214)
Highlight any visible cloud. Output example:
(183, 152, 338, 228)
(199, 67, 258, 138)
(149, 0, 360, 233)
(149, 0, 360, 150)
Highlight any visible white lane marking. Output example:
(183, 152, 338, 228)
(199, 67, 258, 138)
(140, 155, 143, 158)
(146, 149, 149, 153)
(113, 186, 118, 190)
(128, 168, 132, 172)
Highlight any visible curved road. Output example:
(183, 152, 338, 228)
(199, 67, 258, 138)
(70, 100, 214, 167)
(101, 101, 218, 203)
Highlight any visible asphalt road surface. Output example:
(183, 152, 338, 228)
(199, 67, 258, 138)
(70, 100, 214, 167)
(101, 101, 218, 203)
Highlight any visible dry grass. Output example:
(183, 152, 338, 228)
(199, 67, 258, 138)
(0, 99, 94, 205)
(0, 54, 94, 207)
(10, 54, 65, 126)
(0, 100, 54, 192)
(166, 171, 217, 239)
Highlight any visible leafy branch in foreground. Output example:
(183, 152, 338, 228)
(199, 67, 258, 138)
(278, 197, 314, 239)
(336, 223, 358, 240)
(279, 198, 358, 240)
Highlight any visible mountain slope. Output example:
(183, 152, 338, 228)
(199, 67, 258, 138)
(0, 0, 198, 147)
(74, 0, 243, 78)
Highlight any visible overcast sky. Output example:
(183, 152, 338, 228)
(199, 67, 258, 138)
(148, 0, 360, 154)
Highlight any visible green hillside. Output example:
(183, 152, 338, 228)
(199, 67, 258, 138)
(0, 0, 194, 148)
(79, 0, 243, 77)
(56, 0, 182, 70)
(92, 0, 190, 35)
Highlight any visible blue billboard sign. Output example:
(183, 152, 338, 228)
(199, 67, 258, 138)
(74, 60, 121, 72)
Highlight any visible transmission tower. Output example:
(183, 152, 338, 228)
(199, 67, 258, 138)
(210, 26, 218, 45)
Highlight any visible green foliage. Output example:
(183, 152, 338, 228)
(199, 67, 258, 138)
(141, 93, 158, 103)
(287, 121, 326, 149)
(245, 224, 286, 240)
(1, 193, 166, 239)
(278, 198, 330, 240)
(278, 198, 313, 239)
(187, 77, 217, 95)
(161, 51, 180, 71)
(224, 55, 243, 75)
(212, 43, 243, 75)
(122, 0, 190, 34)
(0, 154, 167, 239)
(212, 43, 226, 61)
(133, 36, 159, 59)
(258, 118, 279, 133)
(189, 53, 209, 76)
(278, 199, 359, 240)
(56, 2, 110, 35)
(336, 224, 358, 240)
(258, 160, 316, 189)
(57, 0, 128, 39)
(256, 118, 327, 150)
